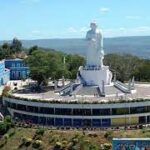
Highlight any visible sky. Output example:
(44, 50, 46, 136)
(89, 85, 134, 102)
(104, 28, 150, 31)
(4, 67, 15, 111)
(1, 0, 150, 40)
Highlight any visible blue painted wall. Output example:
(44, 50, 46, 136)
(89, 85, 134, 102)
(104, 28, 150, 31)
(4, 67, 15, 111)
(0, 60, 10, 86)
(5, 58, 29, 80)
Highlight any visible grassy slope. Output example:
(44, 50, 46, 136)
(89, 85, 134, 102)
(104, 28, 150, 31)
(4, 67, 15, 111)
(1, 127, 150, 150)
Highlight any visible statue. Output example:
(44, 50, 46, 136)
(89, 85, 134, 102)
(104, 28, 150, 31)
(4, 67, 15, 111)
(86, 22, 104, 68)
(78, 22, 112, 88)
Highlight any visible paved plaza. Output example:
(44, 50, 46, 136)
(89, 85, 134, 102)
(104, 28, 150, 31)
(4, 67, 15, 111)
(9, 79, 150, 102)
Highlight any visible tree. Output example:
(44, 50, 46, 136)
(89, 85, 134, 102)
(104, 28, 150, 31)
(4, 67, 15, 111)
(134, 59, 150, 82)
(26, 50, 51, 86)
(26, 50, 68, 88)
(66, 54, 85, 79)
(104, 53, 140, 82)
(28, 45, 38, 55)
(11, 38, 22, 53)
(1, 43, 11, 58)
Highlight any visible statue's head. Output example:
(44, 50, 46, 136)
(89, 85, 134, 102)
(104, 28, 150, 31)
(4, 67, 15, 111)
(90, 22, 97, 31)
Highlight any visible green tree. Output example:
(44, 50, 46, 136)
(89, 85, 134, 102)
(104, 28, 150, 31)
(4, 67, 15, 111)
(134, 59, 150, 82)
(26, 50, 51, 86)
(104, 53, 140, 82)
(28, 45, 38, 55)
(10, 38, 22, 53)
(66, 54, 85, 79)
(26, 50, 67, 88)
(1, 43, 11, 59)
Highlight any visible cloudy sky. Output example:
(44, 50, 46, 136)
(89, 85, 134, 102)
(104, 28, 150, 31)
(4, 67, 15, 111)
(1, 0, 150, 40)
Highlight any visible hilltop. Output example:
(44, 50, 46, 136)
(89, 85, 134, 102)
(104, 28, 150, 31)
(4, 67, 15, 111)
(1, 36, 150, 58)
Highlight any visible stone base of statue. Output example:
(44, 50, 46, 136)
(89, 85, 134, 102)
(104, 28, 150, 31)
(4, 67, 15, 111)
(78, 65, 112, 87)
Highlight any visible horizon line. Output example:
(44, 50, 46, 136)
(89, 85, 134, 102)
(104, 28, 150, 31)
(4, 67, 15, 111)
(1, 35, 150, 41)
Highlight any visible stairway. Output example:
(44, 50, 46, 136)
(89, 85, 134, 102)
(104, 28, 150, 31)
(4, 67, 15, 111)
(114, 81, 130, 93)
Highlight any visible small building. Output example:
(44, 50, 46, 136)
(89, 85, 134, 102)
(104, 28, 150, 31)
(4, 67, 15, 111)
(5, 58, 29, 80)
(0, 60, 10, 86)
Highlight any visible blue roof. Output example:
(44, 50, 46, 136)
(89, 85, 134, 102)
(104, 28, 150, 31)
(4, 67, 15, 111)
(5, 58, 23, 61)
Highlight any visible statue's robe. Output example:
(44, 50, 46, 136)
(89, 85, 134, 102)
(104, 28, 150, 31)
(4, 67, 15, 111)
(86, 29, 104, 67)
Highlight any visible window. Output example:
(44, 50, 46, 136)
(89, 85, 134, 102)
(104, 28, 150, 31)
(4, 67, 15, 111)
(47, 118, 54, 126)
(39, 117, 46, 125)
(92, 119, 101, 127)
(39, 107, 54, 114)
(112, 108, 129, 115)
(17, 104, 26, 111)
(26, 106, 38, 113)
(73, 109, 91, 116)
(17, 63, 20, 67)
(11, 63, 15, 67)
(55, 108, 72, 115)
(55, 118, 63, 126)
(130, 107, 147, 114)
(10, 103, 16, 109)
(82, 119, 91, 127)
(147, 116, 150, 123)
(92, 109, 110, 116)
(73, 119, 82, 127)
(139, 116, 146, 124)
(101, 119, 111, 127)
(64, 118, 72, 126)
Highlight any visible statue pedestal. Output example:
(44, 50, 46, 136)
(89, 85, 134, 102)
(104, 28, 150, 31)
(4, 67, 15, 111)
(78, 66, 112, 86)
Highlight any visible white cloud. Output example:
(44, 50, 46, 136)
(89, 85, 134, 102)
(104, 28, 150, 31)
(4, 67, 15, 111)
(31, 30, 41, 34)
(134, 26, 150, 32)
(100, 7, 110, 14)
(79, 27, 88, 32)
(103, 26, 150, 37)
(119, 27, 126, 31)
(67, 26, 89, 34)
(126, 16, 140, 20)
(67, 27, 78, 33)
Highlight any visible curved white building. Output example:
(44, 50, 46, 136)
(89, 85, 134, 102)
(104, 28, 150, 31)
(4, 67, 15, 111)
(3, 95, 150, 127)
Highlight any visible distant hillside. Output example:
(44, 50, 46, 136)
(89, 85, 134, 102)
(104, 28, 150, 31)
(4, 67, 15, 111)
(1, 36, 150, 58)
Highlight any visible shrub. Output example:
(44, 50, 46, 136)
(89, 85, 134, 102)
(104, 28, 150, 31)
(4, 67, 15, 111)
(0, 122, 8, 135)
(4, 115, 14, 128)
(21, 137, 32, 147)
(35, 127, 45, 136)
(104, 130, 113, 140)
(139, 124, 143, 129)
(72, 138, 79, 145)
(89, 144, 99, 150)
(49, 134, 60, 143)
(8, 128, 16, 137)
(3, 134, 9, 140)
(32, 140, 43, 148)
(2, 86, 11, 96)
(25, 138, 32, 147)
(54, 142, 62, 149)
(103, 143, 112, 150)
(0, 137, 7, 148)
(62, 140, 68, 149)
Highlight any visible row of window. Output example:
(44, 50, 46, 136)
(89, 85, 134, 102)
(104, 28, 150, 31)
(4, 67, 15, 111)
(14, 112, 111, 127)
(14, 112, 150, 127)
(11, 71, 28, 79)
(9, 62, 26, 68)
(5, 101, 150, 116)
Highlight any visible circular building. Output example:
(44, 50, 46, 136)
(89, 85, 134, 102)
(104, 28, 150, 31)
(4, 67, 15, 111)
(2, 22, 150, 128)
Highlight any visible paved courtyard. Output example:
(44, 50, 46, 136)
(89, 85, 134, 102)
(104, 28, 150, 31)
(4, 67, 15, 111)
(8, 80, 150, 103)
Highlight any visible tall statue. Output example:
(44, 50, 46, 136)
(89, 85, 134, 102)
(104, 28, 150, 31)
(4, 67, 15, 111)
(86, 22, 104, 68)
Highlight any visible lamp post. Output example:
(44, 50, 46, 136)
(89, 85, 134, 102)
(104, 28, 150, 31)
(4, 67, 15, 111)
(62, 56, 66, 87)
(125, 93, 127, 130)
(81, 95, 85, 135)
